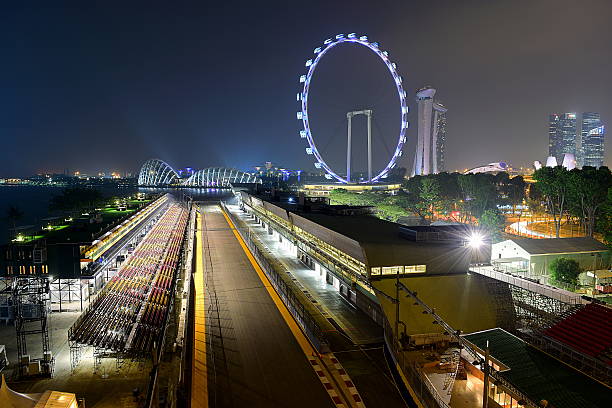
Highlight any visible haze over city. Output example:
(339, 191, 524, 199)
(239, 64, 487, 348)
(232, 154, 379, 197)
(2, 0, 611, 177)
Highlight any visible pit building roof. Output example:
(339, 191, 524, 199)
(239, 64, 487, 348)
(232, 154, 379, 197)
(463, 328, 611, 408)
(507, 237, 609, 255)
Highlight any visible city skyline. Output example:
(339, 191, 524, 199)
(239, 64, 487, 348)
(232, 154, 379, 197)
(2, 1, 612, 178)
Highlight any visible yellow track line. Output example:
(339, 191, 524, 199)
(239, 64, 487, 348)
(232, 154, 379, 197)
(191, 212, 208, 408)
(220, 207, 317, 357)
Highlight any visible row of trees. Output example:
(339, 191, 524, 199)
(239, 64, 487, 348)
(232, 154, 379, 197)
(330, 172, 527, 241)
(532, 166, 611, 238)
(330, 167, 611, 245)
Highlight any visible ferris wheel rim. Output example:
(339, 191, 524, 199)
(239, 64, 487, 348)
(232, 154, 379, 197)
(297, 33, 409, 184)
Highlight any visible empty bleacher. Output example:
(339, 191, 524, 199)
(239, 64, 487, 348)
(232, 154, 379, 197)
(544, 303, 612, 363)
(68, 202, 188, 355)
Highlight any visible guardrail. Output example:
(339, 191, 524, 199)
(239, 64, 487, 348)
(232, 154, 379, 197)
(470, 266, 589, 305)
(220, 201, 328, 353)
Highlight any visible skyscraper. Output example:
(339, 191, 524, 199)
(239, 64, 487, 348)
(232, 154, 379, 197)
(433, 102, 447, 173)
(413, 87, 447, 176)
(548, 114, 561, 161)
(580, 112, 605, 168)
(549, 113, 577, 165)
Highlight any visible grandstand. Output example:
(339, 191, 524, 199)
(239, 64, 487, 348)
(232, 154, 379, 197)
(68, 200, 188, 364)
(544, 303, 612, 364)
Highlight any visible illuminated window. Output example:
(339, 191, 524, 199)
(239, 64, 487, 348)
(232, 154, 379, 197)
(382, 266, 403, 275)
(19, 265, 26, 275)
(371, 267, 381, 275)
(405, 265, 426, 273)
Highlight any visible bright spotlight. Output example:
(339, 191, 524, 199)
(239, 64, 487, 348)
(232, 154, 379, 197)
(468, 233, 484, 248)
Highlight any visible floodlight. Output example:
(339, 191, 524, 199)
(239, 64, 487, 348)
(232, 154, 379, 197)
(468, 233, 484, 248)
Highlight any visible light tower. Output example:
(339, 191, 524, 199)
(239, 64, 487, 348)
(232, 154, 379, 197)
(346, 109, 373, 182)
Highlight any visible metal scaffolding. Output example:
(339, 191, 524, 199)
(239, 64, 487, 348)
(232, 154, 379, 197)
(13, 276, 54, 377)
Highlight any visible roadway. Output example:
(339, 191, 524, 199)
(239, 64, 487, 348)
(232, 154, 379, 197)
(227, 203, 409, 408)
(196, 204, 335, 408)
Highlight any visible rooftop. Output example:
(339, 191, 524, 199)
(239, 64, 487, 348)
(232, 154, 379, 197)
(506, 237, 609, 255)
(463, 328, 611, 408)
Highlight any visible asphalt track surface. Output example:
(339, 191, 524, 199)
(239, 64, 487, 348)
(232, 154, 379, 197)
(199, 204, 334, 408)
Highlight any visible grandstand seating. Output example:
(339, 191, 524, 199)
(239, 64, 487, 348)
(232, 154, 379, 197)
(69, 201, 188, 355)
(544, 303, 612, 363)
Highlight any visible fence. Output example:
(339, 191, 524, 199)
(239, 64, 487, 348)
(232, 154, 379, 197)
(220, 201, 328, 352)
(382, 319, 450, 408)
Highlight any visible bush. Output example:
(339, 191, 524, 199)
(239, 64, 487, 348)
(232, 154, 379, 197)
(549, 258, 581, 286)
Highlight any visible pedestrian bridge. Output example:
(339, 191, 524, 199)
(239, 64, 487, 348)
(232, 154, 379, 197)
(138, 158, 261, 187)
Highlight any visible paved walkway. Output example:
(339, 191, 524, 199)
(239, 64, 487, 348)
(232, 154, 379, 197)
(198, 204, 334, 408)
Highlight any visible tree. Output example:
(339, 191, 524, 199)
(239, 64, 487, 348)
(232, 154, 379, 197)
(506, 176, 527, 216)
(533, 166, 571, 238)
(6, 205, 24, 238)
(601, 187, 612, 247)
(420, 177, 441, 221)
(50, 187, 105, 213)
(567, 166, 611, 237)
(549, 258, 581, 286)
(458, 173, 498, 222)
(478, 209, 506, 243)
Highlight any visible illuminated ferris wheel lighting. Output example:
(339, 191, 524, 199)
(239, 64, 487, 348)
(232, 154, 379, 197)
(296, 33, 409, 184)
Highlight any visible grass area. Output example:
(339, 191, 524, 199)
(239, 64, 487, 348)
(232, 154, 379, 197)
(13, 234, 44, 243)
(10, 195, 155, 245)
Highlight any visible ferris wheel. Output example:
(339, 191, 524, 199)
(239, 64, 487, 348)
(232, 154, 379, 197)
(297, 33, 409, 184)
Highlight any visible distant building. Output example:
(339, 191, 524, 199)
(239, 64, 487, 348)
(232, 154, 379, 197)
(550, 112, 605, 169)
(413, 87, 447, 176)
(549, 113, 577, 165)
(579, 112, 601, 167)
(433, 102, 447, 173)
(491, 237, 610, 282)
(464, 162, 509, 174)
(578, 112, 605, 168)
(582, 125, 605, 168)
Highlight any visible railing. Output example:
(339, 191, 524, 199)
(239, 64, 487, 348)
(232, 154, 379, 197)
(470, 265, 589, 305)
(220, 201, 328, 352)
(382, 318, 450, 408)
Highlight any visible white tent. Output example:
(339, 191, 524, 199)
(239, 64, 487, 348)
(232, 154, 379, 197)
(0, 374, 37, 408)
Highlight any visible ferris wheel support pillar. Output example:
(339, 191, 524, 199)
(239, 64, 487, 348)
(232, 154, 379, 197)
(347, 112, 352, 183)
(367, 110, 372, 181)
(347, 109, 373, 183)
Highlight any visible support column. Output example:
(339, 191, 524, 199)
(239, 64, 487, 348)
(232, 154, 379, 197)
(346, 112, 352, 183)
(367, 110, 372, 181)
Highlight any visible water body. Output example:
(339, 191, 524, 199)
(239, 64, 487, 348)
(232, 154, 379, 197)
(0, 185, 234, 244)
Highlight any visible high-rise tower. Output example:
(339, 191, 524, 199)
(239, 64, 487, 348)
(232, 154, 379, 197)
(413, 87, 447, 176)
(580, 112, 604, 168)
(433, 102, 447, 173)
(549, 113, 577, 165)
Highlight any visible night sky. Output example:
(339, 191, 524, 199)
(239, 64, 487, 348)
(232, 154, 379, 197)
(2, 0, 611, 177)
